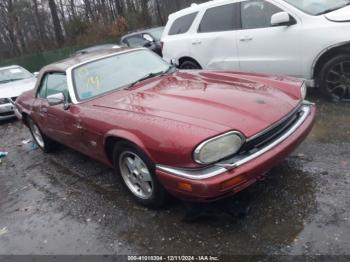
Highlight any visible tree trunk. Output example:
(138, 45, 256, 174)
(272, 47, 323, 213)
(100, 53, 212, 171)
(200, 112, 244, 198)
(6, 0, 21, 55)
(83, 0, 95, 22)
(115, 0, 124, 16)
(141, 0, 151, 27)
(154, 0, 164, 25)
(70, 0, 76, 20)
(47, 0, 64, 46)
(31, 0, 46, 50)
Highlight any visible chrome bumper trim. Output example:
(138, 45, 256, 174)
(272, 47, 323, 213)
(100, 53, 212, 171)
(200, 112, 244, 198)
(156, 103, 313, 180)
(14, 106, 22, 120)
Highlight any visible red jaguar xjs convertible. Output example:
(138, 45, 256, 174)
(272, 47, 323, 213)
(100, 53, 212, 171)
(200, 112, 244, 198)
(15, 48, 316, 208)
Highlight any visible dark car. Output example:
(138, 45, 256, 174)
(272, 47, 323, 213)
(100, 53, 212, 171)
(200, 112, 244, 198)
(120, 27, 164, 56)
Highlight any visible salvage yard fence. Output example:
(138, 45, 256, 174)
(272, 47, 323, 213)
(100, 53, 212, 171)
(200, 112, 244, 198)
(0, 38, 118, 73)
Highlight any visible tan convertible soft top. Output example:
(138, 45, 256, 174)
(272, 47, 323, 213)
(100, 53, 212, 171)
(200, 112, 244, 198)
(34, 47, 133, 91)
(40, 47, 131, 72)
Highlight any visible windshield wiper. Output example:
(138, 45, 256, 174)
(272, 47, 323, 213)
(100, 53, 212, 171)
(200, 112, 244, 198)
(0, 78, 23, 84)
(128, 71, 164, 88)
(127, 66, 176, 88)
(317, 2, 350, 15)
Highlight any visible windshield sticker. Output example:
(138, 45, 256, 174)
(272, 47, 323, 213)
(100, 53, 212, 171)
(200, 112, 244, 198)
(86, 76, 101, 89)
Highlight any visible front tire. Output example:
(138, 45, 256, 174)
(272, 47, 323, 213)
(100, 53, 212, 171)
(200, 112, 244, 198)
(319, 54, 350, 101)
(113, 142, 167, 208)
(28, 117, 58, 153)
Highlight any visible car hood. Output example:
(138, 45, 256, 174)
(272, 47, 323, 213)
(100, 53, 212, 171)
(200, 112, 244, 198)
(325, 5, 350, 22)
(91, 71, 302, 138)
(0, 77, 36, 99)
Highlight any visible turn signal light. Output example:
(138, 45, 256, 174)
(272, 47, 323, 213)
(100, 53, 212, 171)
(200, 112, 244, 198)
(221, 174, 247, 189)
(177, 182, 193, 192)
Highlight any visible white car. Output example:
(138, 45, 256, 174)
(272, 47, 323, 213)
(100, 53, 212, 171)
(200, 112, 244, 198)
(0, 65, 37, 120)
(161, 0, 350, 101)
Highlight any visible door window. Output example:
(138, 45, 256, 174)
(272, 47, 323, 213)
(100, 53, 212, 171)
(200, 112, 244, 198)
(198, 3, 238, 33)
(168, 12, 198, 35)
(37, 73, 69, 99)
(241, 0, 283, 29)
(38, 75, 48, 98)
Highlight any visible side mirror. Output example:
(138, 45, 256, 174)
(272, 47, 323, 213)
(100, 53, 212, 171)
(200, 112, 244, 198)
(33, 72, 39, 77)
(271, 12, 293, 26)
(170, 58, 179, 67)
(143, 34, 154, 42)
(142, 34, 155, 48)
(47, 92, 70, 110)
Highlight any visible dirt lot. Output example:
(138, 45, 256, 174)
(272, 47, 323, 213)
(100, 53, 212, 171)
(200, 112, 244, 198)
(0, 94, 349, 256)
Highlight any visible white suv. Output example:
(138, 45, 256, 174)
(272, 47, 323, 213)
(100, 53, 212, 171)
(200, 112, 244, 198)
(161, 0, 350, 101)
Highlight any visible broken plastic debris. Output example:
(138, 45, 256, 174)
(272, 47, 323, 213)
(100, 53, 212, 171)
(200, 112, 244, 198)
(0, 152, 8, 158)
(0, 227, 8, 236)
(22, 139, 32, 145)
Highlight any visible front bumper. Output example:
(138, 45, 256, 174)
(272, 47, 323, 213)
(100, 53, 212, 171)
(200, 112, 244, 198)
(155, 103, 316, 202)
(0, 102, 16, 120)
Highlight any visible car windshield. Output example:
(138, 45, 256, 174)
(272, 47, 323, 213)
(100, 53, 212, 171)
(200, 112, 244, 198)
(72, 49, 171, 101)
(283, 0, 350, 15)
(0, 66, 33, 84)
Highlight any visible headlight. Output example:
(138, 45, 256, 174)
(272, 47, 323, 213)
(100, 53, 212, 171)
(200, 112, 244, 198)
(0, 98, 9, 105)
(301, 82, 307, 100)
(193, 131, 244, 164)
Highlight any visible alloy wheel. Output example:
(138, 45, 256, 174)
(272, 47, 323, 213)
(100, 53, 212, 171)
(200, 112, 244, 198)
(325, 61, 350, 101)
(30, 121, 45, 148)
(119, 151, 154, 200)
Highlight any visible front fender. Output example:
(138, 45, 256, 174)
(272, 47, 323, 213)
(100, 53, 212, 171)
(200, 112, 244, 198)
(103, 129, 154, 161)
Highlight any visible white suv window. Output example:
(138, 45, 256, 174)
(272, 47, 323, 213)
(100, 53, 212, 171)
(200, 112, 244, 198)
(241, 0, 283, 29)
(168, 12, 198, 35)
(198, 3, 239, 33)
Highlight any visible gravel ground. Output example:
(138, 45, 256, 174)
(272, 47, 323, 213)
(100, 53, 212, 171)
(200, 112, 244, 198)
(0, 94, 349, 257)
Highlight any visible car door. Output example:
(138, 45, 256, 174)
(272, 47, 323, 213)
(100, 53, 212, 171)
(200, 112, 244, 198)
(190, 2, 241, 70)
(31, 74, 50, 134)
(37, 72, 79, 147)
(237, 0, 302, 77)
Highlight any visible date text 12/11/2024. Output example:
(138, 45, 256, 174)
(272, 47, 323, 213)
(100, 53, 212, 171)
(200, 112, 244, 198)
(127, 256, 220, 261)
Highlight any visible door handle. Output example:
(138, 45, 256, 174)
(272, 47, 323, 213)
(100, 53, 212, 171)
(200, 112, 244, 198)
(40, 107, 48, 114)
(240, 36, 253, 42)
(192, 40, 202, 45)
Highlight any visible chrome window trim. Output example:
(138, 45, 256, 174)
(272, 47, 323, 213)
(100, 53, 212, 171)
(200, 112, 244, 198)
(157, 103, 313, 180)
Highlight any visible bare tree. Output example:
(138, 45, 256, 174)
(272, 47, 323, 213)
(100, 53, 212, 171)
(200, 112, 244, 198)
(0, 0, 210, 59)
(47, 0, 64, 46)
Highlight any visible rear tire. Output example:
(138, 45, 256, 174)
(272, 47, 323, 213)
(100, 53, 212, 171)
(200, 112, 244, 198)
(179, 60, 201, 70)
(113, 141, 167, 209)
(28, 117, 58, 153)
(319, 54, 350, 101)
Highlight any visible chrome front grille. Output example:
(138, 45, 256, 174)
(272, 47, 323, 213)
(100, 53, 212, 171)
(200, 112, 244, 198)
(238, 105, 302, 155)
